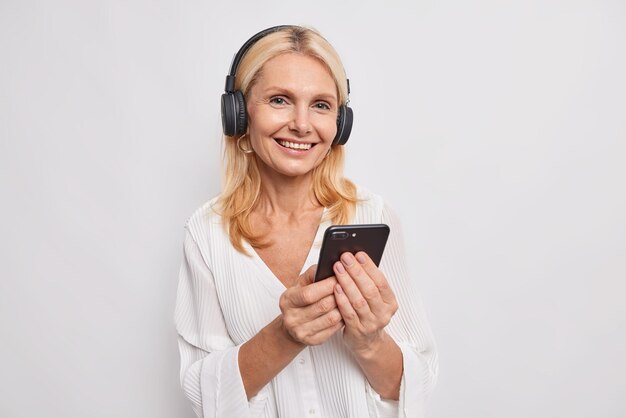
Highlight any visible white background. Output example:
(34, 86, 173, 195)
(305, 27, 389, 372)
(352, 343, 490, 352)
(1, 1, 625, 417)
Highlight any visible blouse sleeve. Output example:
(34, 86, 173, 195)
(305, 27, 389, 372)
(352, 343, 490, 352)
(175, 227, 270, 418)
(365, 203, 439, 418)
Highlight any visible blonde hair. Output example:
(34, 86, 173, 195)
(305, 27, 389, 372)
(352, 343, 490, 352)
(215, 26, 358, 253)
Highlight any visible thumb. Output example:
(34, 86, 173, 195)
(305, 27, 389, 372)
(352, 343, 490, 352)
(296, 264, 317, 287)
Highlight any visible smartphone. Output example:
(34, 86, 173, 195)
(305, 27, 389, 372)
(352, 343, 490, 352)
(314, 224, 390, 282)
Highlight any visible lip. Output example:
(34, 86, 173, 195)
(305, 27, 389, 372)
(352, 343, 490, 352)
(274, 137, 317, 146)
(273, 138, 318, 153)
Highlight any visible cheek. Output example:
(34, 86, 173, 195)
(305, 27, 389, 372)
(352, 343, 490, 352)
(316, 116, 338, 143)
(248, 108, 289, 136)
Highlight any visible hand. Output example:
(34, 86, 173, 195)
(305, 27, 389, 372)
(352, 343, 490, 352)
(278, 265, 344, 346)
(332, 252, 398, 357)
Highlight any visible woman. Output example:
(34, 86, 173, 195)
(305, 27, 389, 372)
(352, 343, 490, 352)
(175, 25, 438, 417)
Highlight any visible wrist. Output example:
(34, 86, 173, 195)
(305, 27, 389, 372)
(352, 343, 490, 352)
(274, 315, 307, 350)
(350, 330, 387, 361)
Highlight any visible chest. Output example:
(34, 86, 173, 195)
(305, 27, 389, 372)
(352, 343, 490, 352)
(253, 220, 320, 287)
(209, 216, 327, 344)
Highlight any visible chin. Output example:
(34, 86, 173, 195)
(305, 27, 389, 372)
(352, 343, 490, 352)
(274, 166, 316, 178)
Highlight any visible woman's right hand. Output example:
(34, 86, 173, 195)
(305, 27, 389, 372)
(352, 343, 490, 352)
(279, 265, 344, 346)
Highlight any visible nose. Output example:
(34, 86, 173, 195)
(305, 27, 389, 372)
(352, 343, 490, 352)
(289, 104, 312, 135)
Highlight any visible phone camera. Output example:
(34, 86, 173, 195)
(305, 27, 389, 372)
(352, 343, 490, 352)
(331, 231, 349, 240)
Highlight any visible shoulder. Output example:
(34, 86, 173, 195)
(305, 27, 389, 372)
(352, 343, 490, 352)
(183, 196, 227, 266)
(353, 185, 388, 223)
(184, 196, 221, 235)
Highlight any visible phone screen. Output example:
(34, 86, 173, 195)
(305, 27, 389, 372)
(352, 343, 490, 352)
(314, 224, 390, 281)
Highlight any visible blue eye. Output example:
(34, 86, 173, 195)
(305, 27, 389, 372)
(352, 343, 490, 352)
(269, 97, 287, 105)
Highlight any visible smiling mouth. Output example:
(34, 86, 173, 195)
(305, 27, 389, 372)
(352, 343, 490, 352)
(275, 139, 314, 151)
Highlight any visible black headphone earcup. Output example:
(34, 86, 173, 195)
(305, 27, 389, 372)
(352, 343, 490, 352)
(234, 90, 247, 136)
(334, 105, 353, 145)
(221, 91, 247, 136)
(221, 92, 235, 136)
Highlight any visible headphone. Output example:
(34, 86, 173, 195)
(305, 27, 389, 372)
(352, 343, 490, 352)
(221, 25, 353, 146)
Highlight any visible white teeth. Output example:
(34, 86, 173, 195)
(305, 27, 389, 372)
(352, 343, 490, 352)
(278, 140, 312, 150)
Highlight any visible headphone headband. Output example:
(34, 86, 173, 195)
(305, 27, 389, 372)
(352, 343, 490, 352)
(221, 25, 353, 145)
(225, 25, 292, 92)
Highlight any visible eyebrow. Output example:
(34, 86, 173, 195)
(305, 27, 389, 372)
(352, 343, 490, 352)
(262, 86, 338, 103)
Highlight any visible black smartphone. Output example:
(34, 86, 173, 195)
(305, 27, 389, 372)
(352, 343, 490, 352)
(314, 224, 390, 282)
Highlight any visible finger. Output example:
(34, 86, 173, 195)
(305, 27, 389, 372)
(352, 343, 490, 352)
(354, 251, 397, 305)
(306, 318, 344, 346)
(291, 308, 344, 345)
(288, 275, 338, 307)
(339, 252, 385, 309)
(310, 308, 343, 334)
(300, 294, 338, 321)
(334, 283, 360, 328)
(333, 258, 372, 319)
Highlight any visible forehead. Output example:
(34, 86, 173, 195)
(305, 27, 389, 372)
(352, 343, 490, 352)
(254, 53, 338, 97)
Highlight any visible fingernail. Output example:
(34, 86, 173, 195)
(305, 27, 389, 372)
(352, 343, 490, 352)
(341, 253, 354, 266)
(355, 253, 366, 264)
(335, 262, 345, 274)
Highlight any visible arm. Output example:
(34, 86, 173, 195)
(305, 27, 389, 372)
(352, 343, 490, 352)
(176, 227, 254, 417)
(333, 251, 403, 399)
(239, 265, 343, 399)
(332, 204, 438, 417)
(176, 229, 343, 416)
(380, 203, 438, 414)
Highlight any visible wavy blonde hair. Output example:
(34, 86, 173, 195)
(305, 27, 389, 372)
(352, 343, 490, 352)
(215, 26, 358, 253)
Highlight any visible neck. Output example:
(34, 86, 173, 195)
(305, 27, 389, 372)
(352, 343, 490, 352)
(255, 170, 320, 217)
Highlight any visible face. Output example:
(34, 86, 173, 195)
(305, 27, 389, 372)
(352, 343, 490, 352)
(246, 53, 339, 180)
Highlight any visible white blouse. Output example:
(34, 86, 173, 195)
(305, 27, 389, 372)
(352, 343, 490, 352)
(175, 188, 438, 418)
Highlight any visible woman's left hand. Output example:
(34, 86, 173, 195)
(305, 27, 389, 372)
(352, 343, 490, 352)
(332, 251, 398, 357)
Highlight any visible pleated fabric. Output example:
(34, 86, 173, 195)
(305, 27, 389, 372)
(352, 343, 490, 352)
(174, 187, 438, 418)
